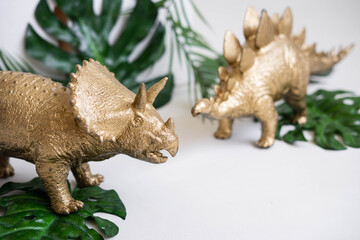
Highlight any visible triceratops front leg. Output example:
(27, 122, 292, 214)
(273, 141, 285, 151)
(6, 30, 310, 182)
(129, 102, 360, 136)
(254, 97, 278, 148)
(71, 162, 104, 188)
(36, 161, 84, 215)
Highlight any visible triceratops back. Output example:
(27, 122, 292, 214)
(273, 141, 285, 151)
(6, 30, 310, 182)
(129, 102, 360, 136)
(0, 71, 72, 152)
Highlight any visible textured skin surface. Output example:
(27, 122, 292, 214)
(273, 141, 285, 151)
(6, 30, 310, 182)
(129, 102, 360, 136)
(0, 60, 178, 214)
(192, 7, 352, 148)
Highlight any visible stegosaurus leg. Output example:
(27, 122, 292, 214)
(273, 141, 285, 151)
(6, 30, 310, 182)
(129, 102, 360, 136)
(214, 119, 234, 139)
(285, 92, 308, 125)
(255, 96, 278, 148)
(0, 155, 14, 178)
(72, 162, 104, 188)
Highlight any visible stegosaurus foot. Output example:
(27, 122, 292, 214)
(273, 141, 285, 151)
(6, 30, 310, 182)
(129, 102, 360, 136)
(214, 129, 232, 139)
(256, 137, 275, 148)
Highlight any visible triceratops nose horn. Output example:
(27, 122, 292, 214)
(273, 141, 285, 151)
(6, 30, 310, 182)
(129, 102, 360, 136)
(165, 118, 175, 131)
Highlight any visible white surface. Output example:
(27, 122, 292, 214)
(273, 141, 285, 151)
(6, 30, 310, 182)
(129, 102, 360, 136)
(1, 0, 360, 240)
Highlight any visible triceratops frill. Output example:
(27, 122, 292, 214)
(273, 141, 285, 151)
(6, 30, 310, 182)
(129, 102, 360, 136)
(192, 7, 353, 148)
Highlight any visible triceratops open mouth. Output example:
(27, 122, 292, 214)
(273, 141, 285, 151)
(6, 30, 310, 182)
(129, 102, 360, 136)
(146, 151, 168, 163)
(145, 143, 178, 164)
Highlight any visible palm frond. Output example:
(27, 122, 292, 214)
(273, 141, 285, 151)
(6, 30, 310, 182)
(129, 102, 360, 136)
(0, 49, 35, 73)
(163, 0, 224, 101)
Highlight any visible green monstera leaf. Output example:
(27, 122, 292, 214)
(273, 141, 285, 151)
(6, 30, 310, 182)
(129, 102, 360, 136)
(276, 89, 360, 150)
(0, 178, 126, 240)
(25, 0, 172, 108)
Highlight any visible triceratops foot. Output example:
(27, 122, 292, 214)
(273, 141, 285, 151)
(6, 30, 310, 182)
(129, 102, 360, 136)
(53, 198, 84, 215)
(84, 174, 104, 187)
(214, 129, 232, 139)
(256, 137, 275, 148)
(292, 114, 307, 125)
(0, 164, 14, 178)
(72, 163, 104, 188)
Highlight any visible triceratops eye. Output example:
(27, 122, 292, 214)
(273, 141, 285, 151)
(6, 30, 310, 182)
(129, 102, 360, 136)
(132, 116, 143, 127)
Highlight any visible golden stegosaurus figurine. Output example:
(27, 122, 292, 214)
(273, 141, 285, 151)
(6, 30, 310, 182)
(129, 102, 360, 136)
(192, 7, 353, 148)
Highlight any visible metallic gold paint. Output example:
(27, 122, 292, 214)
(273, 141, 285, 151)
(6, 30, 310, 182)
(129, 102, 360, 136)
(0, 59, 178, 214)
(192, 7, 353, 148)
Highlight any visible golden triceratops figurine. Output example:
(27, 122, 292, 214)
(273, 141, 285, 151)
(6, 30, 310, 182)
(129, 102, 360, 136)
(192, 7, 353, 148)
(0, 59, 178, 214)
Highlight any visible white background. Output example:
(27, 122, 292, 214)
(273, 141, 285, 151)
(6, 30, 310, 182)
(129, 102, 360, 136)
(1, 0, 360, 240)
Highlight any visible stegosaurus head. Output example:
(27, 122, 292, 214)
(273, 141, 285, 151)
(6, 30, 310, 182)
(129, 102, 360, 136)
(214, 7, 294, 102)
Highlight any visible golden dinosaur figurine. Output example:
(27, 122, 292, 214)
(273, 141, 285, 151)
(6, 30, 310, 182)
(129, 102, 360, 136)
(192, 7, 353, 148)
(0, 59, 178, 215)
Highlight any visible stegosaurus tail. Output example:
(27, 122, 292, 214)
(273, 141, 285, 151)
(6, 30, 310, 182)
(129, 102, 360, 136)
(304, 44, 354, 75)
(242, 7, 353, 75)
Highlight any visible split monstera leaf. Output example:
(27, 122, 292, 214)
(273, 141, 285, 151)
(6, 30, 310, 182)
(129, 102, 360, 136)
(0, 0, 223, 108)
(276, 89, 360, 150)
(25, 0, 171, 108)
(0, 178, 126, 240)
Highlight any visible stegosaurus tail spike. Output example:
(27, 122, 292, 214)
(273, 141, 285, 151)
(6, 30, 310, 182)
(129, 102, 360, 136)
(278, 7, 293, 36)
(294, 28, 306, 46)
(302, 43, 316, 55)
(310, 44, 354, 75)
(255, 10, 275, 48)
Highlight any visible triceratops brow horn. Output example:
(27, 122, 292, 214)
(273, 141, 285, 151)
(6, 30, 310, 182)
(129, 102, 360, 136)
(147, 77, 168, 104)
(133, 83, 147, 110)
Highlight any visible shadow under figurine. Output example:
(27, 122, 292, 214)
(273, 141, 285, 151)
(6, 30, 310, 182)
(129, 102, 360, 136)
(0, 59, 178, 214)
(192, 7, 353, 148)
